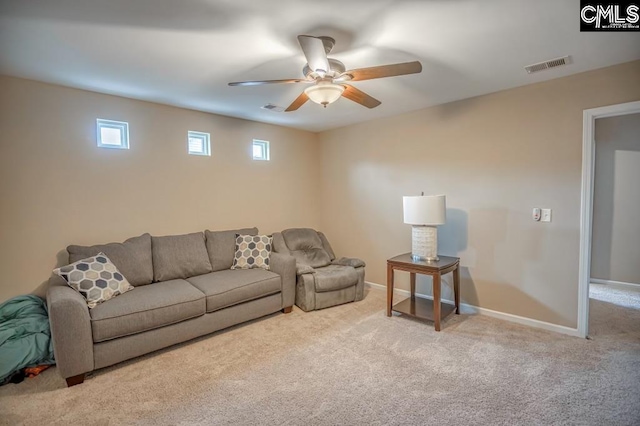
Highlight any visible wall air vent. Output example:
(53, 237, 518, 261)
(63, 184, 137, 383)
(524, 56, 572, 74)
(261, 103, 284, 112)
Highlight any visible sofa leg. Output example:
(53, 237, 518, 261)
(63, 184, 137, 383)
(66, 373, 85, 387)
(282, 306, 293, 314)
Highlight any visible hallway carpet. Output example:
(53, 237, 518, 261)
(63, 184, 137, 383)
(1, 286, 639, 425)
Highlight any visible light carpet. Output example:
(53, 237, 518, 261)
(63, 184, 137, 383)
(1, 285, 639, 425)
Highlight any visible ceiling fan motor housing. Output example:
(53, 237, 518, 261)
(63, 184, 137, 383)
(303, 58, 346, 80)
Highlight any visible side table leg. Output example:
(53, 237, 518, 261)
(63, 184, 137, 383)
(410, 272, 416, 301)
(453, 265, 460, 315)
(433, 274, 441, 331)
(386, 264, 394, 317)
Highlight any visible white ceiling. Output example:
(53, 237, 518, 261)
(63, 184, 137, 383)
(1, 0, 639, 132)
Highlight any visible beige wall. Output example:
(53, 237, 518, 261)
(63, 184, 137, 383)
(591, 113, 640, 284)
(2, 61, 640, 329)
(0, 76, 321, 302)
(318, 60, 640, 328)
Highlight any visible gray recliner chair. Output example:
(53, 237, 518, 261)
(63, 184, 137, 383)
(273, 228, 365, 311)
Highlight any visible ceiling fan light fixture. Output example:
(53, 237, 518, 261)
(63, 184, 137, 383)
(304, 82, 344, 107)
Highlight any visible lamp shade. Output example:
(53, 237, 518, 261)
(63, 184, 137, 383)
(403, 195, 446, 225)
(304, 82, 344, 106)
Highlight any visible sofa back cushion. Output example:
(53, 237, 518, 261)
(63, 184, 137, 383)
(281, 228, 331, 268)
(67, 233, 153, 286)
(205, 227, 258, 272)
(152, 232, 212, 281)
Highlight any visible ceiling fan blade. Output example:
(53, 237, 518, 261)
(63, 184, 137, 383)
(340, 61, 422, 82)
(341, 84, 381, 109)
(285, 91, 309, 112)
(297, 35, 330, 74)
(228, 79, 309, 86)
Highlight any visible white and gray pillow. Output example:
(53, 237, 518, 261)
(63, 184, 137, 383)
(205, 227, 258, 272)
(231, 235, 272, 270)
(53, 253, 133, 308)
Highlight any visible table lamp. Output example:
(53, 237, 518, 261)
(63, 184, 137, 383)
(403, 194, 446, 261)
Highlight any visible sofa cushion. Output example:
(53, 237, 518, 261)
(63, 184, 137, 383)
(152, 232, 212, 281)
(313, 264, 358, 293)
(54, 252, 134, 309)
(186, 269, 280, 313)
(67, 233, 153, 286)
(205, 227, 258, 272)
(89, 279, 205, 342)
(231, 234, 272, 270)
(281, 228, 331, 268)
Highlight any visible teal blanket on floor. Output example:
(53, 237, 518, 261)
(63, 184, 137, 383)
(0, 295, 55, 383)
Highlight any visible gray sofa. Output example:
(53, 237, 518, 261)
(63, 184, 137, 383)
(46, 227, 295, 387)
(273, 228, 365, 311)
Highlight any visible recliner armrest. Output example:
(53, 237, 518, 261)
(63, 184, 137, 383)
(47, 280, 94, 379)
(332, 257, 366, 268)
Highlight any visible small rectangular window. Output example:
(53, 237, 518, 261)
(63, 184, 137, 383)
(188, 131, 211, 156)
(97, 119, 129, 149)
(253, 139, 270, 161)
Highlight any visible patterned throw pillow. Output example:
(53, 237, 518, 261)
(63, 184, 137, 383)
(53, 252, 134, 308)
(231, 235, 272, 270)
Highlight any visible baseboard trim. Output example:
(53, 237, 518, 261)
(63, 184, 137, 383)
(590, 278, 640, 290)
(365, 281, 581, 338)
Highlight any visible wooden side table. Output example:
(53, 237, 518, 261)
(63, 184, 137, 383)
(386, 253, 460, 331)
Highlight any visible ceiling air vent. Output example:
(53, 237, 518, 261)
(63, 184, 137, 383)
(524, 56, 571, 74)
(261, 103, 284, 112)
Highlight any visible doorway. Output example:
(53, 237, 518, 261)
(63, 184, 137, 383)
(578, 100, 640, 338)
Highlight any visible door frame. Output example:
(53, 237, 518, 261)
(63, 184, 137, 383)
(578, 100, 640, 338)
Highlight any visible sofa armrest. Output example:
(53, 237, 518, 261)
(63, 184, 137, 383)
(47, 277, 94, 379)
(332, 257, 366, 268)
(296, 264, 315, 275)
(269, 252, 296, 309)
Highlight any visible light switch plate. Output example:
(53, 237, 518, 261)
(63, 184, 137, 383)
(541, 209, 552, 222)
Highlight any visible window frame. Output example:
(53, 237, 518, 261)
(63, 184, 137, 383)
(252, 139, 270, 161)
(96, 119, 129, 150)
(187, 130, 211, 157)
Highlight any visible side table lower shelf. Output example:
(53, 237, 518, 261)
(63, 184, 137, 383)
(392, 298, 456, 323)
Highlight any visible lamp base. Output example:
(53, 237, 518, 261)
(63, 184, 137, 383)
(411, 225, 439, 262)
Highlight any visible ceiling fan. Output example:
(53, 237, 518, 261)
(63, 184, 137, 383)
(228, 35, 422, 112)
